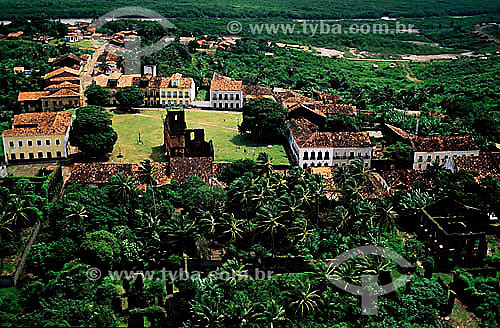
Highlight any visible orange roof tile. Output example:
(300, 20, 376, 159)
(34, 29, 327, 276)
(210, 72, 242, 91)
(43, 67, 80, 79)
(42, 88, 80, 98)
(18, 91, 50, 102)
(2, 112, 72, 137)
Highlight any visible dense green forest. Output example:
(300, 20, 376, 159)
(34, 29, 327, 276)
(1, 157, 499, 326)
(101, 14, 500, 55)
(0, 0, 499, 19)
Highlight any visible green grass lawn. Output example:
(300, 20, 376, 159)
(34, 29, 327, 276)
(109, 109, 289, 164)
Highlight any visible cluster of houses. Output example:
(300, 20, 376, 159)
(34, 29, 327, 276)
(17, 55, 85, 113)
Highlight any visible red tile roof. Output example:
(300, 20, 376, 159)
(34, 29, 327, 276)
(210, 72, 243, 91)
(288, 118, 372, 148)
(2, 112, 72, 137)
(43, 67, 80, 79)
(18, 91, 50, 102)
(410, 136, 479, 152)
(454, 152, 500, 181)
(42, 88, 80, 98)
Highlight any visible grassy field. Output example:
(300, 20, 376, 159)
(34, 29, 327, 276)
(110, 109, 289, 164)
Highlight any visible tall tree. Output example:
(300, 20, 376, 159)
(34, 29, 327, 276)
(69, 106, 118, 159)
(239, 98, 288, 142)
(85, 84, 110, 107)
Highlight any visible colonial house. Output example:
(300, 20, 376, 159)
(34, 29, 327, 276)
(135, 73, 196, 107)
(92, 73, 139, 105)
(64, 33, 81, 43)
(288, 117, 373, 169)
(17, 91, 50, 112)
(43, 67, 80, 86)
(49, 54, 82, 69)
(242, 85, 275, 104)
(2, 112, 72, 164)
(209, 72, 243, 110)
(273, 88, 316, 108)
(18, 81, 80, 112)
(410, 136, 480, 169)
(40, 88, 81, 111)
(451, 152, 500, 182)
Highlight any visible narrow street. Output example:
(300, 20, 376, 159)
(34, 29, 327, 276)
(80, 44, 105, 106)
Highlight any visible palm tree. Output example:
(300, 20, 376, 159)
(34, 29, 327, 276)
(256, 204, 285, 254)
(161, 213, 199, 255)
(109, 172, 138, 205)
(221, 259, 250, 287)
(221, 213, 244, 242)
(288, 282, 321, 317)
(328, 205, 351, 234)
(99, 62, 111, 74)
(138, 160, 158, 216)
(6, 195, 41, 227)
(65, 201, 88, 225)
(257, 152, 273, 176)
(263, 300, 290, 328)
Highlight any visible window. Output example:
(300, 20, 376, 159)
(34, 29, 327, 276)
(47, 152, 52, 159)
(19, 153, 24, 159)
(29, 153, 34, 159)
(11, 154, 16, 160)
(18, 141, 23, 147)
(303, 152, 308, 160)
(38, 152, 43, 158)
(213, 94, 217, 100)
(219, 103, 222, 109)
(325, 152, 329, 160)
(235, 94, 240, 100)
(185, 92, 189, 98)
(311, 152, 316, 160)
(55, 139, 60, 145)
(225, 103, 228, 109)
(46, 140, 50, 146)
(56, 151, 62, 158)
(230, 103, 234, 109)
(173, 100, 177, 106)
(350, 152, 355, 159)
(229, 94, 234, 100)
(435, 155, 440, 162)
(168, 91, 171, 98)
(162, 91, 166, 97)
(224, 94, 228, 100)
(236, 103, 239, 109)
(427, 155, 431, 162)
(28, 140, 32, 146)
(173, 91, 177, 98)
(8, 141, 14, 148)
(418, 156, 423, 162)
(317, 152, 322, 160)
(418, 164, 422, 169)
(219, 94, 223, 100)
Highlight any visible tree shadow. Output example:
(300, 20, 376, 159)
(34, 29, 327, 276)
(150, 145, 168, 162)
(230, 134, 276, 148)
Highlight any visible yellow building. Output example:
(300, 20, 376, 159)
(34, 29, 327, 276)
(2, 112, 72, 164)
(137, 73, 196, 107)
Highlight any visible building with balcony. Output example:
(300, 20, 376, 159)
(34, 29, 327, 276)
(288, 117, 373, 169)
(209, 72, 243, 110)
(1, 112, 72, 164)
(411, 136, 480, 170)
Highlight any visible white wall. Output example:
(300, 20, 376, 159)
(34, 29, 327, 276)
(210, 90, 243, 110)
(413, 150, 480, 169)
